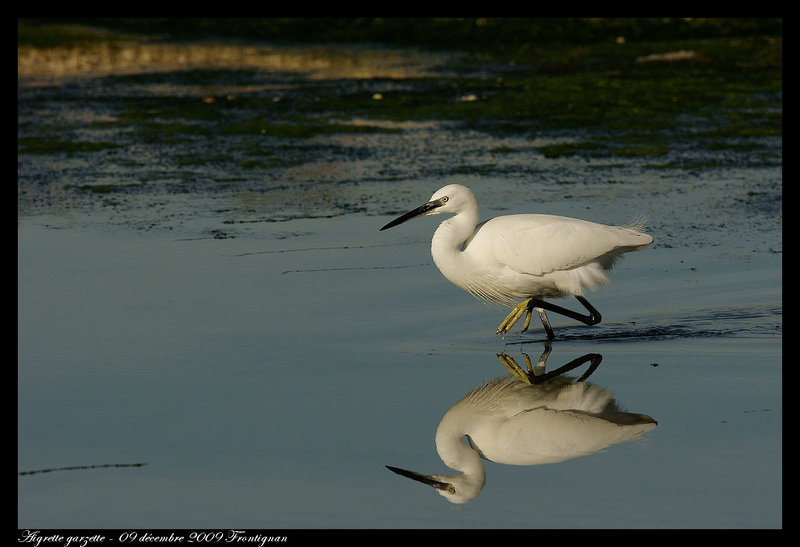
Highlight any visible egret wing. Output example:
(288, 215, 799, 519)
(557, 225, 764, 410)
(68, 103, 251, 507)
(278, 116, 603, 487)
(471, 214, 651, 276)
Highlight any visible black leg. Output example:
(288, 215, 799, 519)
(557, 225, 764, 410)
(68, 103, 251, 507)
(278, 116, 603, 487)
(533, 307, 555, 339)
(534, 352, 603, 384)
(529, 295, 602, 327)
(499, 295, 602, 337)
(498, 351, 602, 384)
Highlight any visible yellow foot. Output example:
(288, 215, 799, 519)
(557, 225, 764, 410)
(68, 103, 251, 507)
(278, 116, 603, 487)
(497, 353, 536, 384)
(496, 298, 533, 334)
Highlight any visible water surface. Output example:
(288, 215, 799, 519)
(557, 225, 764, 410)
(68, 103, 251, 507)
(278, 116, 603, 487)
(18, 34, 781, 529)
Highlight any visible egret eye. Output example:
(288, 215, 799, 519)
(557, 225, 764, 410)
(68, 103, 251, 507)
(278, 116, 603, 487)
(447, 484, 456, 495)
(441, 196, 449, 203)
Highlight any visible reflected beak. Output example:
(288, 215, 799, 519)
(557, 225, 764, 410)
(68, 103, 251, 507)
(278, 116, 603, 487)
(380, 200, 442, 231)
(386, 465, 453, 493)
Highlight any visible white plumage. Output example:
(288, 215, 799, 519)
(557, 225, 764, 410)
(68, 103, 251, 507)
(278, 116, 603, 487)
(387, 353, 657, 504)
(381, 184, 653, 337)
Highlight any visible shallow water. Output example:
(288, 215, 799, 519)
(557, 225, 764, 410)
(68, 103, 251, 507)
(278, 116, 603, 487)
(18, 40, 781, 529)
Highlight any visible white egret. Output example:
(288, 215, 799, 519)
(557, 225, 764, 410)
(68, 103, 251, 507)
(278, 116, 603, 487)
(380, 184, 653, 337)
(387, 352, 657, 504)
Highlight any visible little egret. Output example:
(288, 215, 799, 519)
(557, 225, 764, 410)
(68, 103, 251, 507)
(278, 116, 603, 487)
(387, 352, 657, 504)
(380, 184, 653, 337)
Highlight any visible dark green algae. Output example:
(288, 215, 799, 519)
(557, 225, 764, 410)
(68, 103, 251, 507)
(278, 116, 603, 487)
(18, 19, 781, 211)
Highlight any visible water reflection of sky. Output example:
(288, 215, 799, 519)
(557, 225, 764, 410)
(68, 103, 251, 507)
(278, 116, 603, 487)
(18, 211, 781, 527)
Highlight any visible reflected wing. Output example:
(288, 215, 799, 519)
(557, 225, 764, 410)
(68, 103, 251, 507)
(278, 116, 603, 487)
(477, 406, 656, 465)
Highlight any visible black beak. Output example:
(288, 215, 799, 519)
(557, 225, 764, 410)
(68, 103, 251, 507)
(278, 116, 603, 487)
(385, 465, 454, 493)
(380, 200, 442, 231)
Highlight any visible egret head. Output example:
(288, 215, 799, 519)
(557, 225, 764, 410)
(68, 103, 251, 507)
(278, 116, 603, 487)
(380, 184, 477, 231)
(385, 465, 483, 504)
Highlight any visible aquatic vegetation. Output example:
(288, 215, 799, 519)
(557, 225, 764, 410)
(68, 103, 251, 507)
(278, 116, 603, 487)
(18, 18, 781, 222)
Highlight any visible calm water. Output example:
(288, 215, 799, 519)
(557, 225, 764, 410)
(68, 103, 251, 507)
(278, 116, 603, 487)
(18, 41, 781, 529)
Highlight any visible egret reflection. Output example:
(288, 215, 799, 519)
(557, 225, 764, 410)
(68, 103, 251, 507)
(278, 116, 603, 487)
(387, 348, 656, 504)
